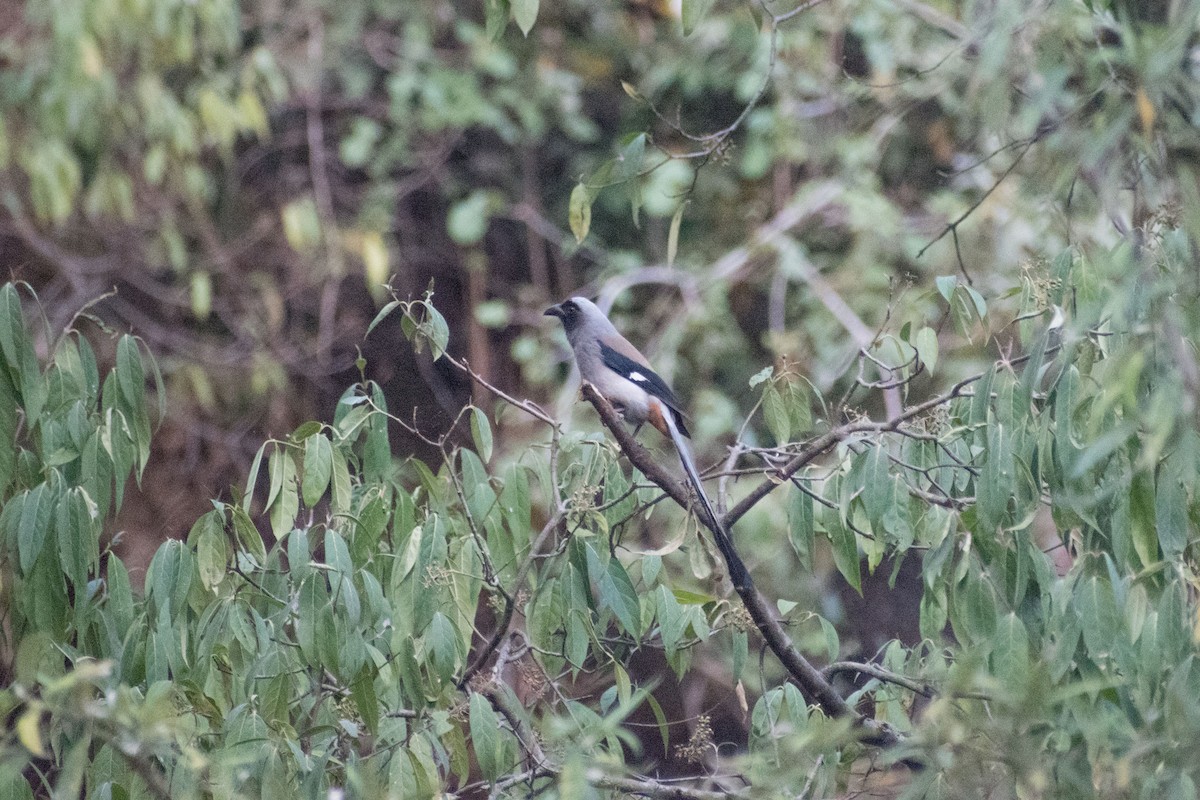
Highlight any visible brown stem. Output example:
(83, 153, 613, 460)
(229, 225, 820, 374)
(579, 384, 905, 749)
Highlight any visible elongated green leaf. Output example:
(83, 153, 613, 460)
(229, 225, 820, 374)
(859, 444, 890, 533)
(827, 515, 861, 595)
(0, 285, 45, 429)
(244, 442, 268, 510)
(351, 665, 380, 735)
(1075, 572, 1121, 660)
(615, 133, 646, 182)
(667, 203, 684, 266)
(428, 611, 460, 681)
(1156, 463, 1188, 558)
(231, 506, 267, 565)
(18, 484, 54, 574)
(469, 692, 503, 782)
(602, 558, 642, 637)
(268, 450, 299, 539)
(367, 299, 401, 337)
(787, 487, 813, 568)
(195, 513, 228, 591)
(992, 612, 1031, 679)
(655, 585, 685, 658)
(0, 362, 17, 494)
(762, 383, 789, 445)
(301, 433, 332, 507)
(330, 445, 352, 513)
(470, 406, 493, 463)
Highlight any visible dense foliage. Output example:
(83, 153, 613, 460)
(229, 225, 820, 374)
(2, 0, 1200, 797)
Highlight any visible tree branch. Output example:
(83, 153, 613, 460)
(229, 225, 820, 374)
(579, 384, 906, 751)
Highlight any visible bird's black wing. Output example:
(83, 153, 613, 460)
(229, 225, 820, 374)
(599, 342, 690, 437)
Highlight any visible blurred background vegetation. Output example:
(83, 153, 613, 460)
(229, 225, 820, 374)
(2, 0, 1200, 791)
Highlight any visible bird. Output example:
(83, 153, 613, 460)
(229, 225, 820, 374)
(545, 296, 748, 588)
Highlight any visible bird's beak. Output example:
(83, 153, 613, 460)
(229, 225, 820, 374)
(544, 304, 563, 319)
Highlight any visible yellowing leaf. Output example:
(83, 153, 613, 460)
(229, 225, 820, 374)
(18, 707, 44, 756)
(282, 198, 321, 253)
(190, 270, 212, 321)
(79, 37, 103, 79)
(1135, 87, 1154, 137)
(568, 182, 591, 244)
(359, 231, 390, 301)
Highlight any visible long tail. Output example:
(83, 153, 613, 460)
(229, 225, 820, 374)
(663, 413, 749, 589)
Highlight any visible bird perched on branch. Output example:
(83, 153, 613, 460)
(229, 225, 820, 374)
(545, 296, 746, 587)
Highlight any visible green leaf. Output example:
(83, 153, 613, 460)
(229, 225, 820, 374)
(469, 692, 503, 783)
(787, 487, 813, 569)
(1129, 471, 1158, 569)
(268, 449, 299, 539)
(666, 203, 684, 266)
(0, 363, 17, 494)
(1156, 462, 1188, 558)
(296, 573, 327, 665)
(646, 693, 671, 754)
(351, 665, 380, 736)
(992, 612, 1031, 679)
(655, 585, 685, 658)
(912, 326, 938, 374)
(827, 515, 861, 595)
(146, 539, 193, 618)
(115, 336, 150, 475)
(569, 182, 592, 244)
(512, 0, 539, 35)
(366, 299, 401, 337)
(428, 611, 460, 681)
(470, 406, 493, 463)
(107, 557, 133, 632)
(960, 573, 999, 642)
(762, 383, 790, 445)
(0, 284, 45, 430)
(602, 558, 642, 637)
(423, 302, 450, 362)
(244, 442, 268, 511)
(935, 275, 958, 303)
(56, 488, 96, 594)
(732, 629, 748, 682)
(330, 446, 352, 513)
(859, 445, 890, 533)
(818, 615, 840, 662)
(393, 522, 423, 587)
(193, 511, 227, 591)
(1075, 571, 1121, 661)
(301, 433, 333, 507)
(18, 484, 54, 575)
(615, 133, 646, 182)
(231, 506, 267, 565)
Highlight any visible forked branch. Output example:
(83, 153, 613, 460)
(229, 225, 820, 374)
(579, 384, 906, 750)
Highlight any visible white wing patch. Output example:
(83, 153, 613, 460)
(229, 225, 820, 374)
(627, 371, 648, 383)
